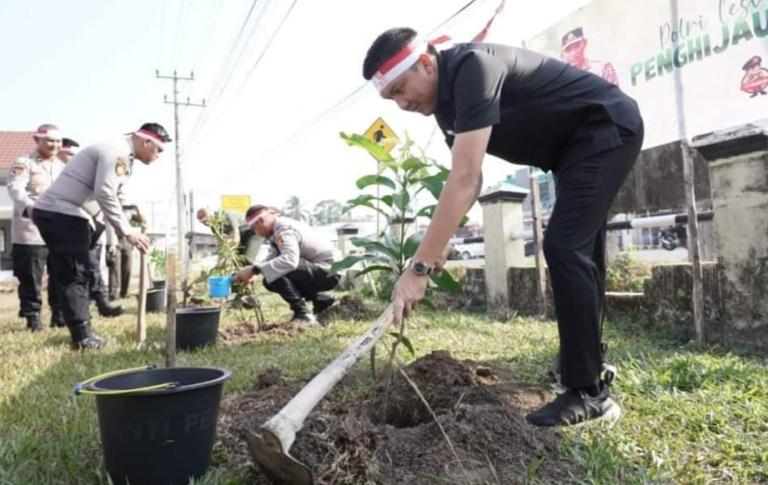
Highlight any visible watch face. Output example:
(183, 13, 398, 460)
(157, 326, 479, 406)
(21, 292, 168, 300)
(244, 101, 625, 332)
(411, 261, 430, 276)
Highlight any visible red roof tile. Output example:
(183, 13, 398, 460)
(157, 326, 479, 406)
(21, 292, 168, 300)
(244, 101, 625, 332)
(0, 131, 36, 172)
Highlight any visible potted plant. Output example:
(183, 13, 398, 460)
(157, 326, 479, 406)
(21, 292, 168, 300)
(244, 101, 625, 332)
(180, 212, 264, 350)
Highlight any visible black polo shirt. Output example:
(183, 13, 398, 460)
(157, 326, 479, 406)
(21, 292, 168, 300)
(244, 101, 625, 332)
(434, 43, 642, 171)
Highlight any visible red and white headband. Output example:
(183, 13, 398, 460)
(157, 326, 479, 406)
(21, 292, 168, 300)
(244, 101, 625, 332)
(247, 208, 269, 226)
(134, 129, 166, 149)
(34, 128, 63, 140)
(371, 36, 453, 92)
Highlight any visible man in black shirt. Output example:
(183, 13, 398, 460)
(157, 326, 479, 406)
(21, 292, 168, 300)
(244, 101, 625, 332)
(363, 28, 644, 426)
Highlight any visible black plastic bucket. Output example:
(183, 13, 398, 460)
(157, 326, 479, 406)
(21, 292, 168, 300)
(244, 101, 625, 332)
(145, 289, 166, 313)
(85, 367, 231, 485)
(176, 307, 221, 351)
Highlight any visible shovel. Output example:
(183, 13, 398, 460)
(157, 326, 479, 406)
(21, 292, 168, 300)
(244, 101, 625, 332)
(136, 227, 149, 343)
(246, 304, 394, 484)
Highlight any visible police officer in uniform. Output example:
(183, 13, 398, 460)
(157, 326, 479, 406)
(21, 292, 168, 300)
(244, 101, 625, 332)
(7, 124, 65, 331)
(56, 137, 123, 316)
(33, 123, 170, 350)
(363, 29, 644, 426)
(234, 205, 339, 324)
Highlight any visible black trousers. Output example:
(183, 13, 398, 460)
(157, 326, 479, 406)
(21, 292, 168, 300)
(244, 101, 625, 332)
(12, 244, 60, 317)
(544, 120, 644, 390)
(263, 260, 340, 313)
(33, 210, 92, 326)
(107, 242, 132, 299)
(89, 244, 107, 300)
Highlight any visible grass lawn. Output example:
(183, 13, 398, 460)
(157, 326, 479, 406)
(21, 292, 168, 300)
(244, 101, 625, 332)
(0, 287, 766, 484)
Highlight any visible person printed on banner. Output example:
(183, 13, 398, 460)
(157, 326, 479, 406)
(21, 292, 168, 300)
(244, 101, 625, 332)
(560, 27, 619, 86)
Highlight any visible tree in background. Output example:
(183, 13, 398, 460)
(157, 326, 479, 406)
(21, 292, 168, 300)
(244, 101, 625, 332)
(282, 195, 312, 223)
(313, 199, 343, 225)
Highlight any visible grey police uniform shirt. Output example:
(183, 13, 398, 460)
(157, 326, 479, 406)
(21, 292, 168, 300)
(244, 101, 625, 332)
(257, 217, 335, 284)
(433, 43, 643, 172)
(34, 137, 135, 237)
(7, 150, 65, 245)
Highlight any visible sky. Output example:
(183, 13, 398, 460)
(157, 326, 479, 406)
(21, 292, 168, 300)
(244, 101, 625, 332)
(0, 0, 592, 233)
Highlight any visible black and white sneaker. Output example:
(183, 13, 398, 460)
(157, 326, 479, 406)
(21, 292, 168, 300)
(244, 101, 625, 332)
(526, 384, 620, 427)
(290, 312, 318, 326)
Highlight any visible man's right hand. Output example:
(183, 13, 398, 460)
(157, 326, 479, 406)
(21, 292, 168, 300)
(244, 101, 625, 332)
(234, 265, 259, 284)
(125, 232, 150, 253)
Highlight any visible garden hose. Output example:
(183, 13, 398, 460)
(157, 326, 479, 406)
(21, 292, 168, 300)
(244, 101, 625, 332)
(74, 365, 180, 396)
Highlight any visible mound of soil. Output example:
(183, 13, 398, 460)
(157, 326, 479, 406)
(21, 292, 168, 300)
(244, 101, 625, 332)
(217, 351, 577, 484)
(318, 295, 377, 323)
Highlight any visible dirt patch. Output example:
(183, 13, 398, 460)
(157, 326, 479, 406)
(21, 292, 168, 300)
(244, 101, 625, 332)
(318, 295, 378, 324)
(218, 321, 308, 345)
(217, 351, 577, 484)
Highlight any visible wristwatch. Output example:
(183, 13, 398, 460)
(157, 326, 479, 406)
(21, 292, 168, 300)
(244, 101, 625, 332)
(409, 260, 433, 277)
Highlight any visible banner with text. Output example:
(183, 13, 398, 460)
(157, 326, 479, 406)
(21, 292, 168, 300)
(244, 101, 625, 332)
(521, 0, 768, 148)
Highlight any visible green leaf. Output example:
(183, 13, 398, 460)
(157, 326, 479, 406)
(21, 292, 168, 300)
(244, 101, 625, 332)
(340, 132, 394, 162)
(354, 264, 394, 278)
(403, 231, 424, 259)
(380, 195, 395, 208)
(416, 205, 436, 218)
(350, 237, 400, 262)
(390, 332, 415, 356)
(431, 270, 461, 293)
(356, 174, 396, 191)
(345, 194, 389, 218)
(420, 175, 445, 200)
(392, 191, 411, 213)
(402, 157, 428, 172)
(329, 255, 367, 275)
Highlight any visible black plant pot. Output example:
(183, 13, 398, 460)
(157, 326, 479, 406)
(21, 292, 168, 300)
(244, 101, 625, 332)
(152, 280, 166, 290)
(176, 307, 221, 351)
(144, 289, 166, 313)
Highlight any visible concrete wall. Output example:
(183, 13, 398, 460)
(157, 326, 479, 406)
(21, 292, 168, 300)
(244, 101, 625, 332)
(612, 140, 712, 215)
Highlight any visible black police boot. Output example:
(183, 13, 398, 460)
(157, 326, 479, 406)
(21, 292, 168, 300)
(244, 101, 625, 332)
(289, 300, 317, 325)
(96, 295, 124, 317)
(312, 294, 335, 315)
(50, 311, 66, 328)
(26, 313, 43, 332)
(69, 322, 106, 350)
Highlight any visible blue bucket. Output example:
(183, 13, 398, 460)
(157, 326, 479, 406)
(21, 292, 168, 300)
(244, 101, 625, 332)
(207, 275, 233, 298)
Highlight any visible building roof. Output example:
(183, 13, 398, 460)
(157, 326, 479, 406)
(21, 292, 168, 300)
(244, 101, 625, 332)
(0, 131, 35, 173)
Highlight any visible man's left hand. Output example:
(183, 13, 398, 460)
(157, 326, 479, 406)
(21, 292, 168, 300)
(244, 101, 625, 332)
(391, 269, 428, 326)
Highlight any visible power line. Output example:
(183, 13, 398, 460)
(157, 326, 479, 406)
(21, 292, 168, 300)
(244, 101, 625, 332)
(189, 0, 491, 195)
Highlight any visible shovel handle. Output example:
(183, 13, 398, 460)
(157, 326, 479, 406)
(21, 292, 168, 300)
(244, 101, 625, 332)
(262, 304, 394, 451)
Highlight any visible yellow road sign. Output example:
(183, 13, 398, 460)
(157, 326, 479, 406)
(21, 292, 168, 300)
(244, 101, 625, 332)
(220, 195, 251, 213)
(364, 117, 398, 153)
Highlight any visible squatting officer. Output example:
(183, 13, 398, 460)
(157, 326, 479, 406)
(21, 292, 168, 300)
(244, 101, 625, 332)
(234, 205, 339, 324)
(33, 123, 170, 350)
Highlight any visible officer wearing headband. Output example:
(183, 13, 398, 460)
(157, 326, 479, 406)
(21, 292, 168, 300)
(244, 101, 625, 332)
(234, 205, 339, 324)
(363, 28, 643, 426)
(7, 124, 66, 331)
(33, 123, 171, 350)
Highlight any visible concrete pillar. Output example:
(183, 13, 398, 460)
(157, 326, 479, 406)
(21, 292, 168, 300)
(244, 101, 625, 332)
(335, 225, 359, 257)
(693, 124, 768, 346)
(388, 217, 416, 242)
(478, 184, 529, 320)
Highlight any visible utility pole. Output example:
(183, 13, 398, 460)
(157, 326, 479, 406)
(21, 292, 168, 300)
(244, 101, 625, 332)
(156, 70, 205, 305)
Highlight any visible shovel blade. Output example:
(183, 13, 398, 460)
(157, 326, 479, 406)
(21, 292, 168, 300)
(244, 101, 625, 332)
(246, 428, 312, 485)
